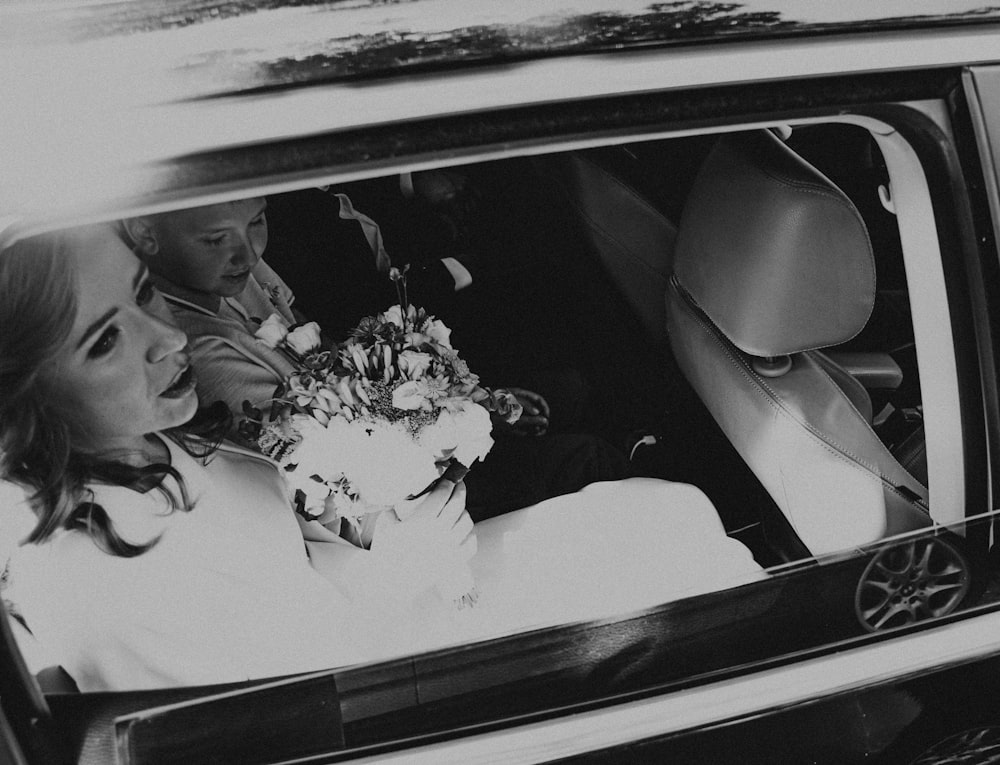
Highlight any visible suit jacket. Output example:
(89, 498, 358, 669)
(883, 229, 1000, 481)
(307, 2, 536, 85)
(264, 187, 460, 341)
(156, 261, 298, 421)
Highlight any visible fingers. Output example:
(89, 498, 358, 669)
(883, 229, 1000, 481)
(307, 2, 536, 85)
(510, 387, 551, 419)
(515, 413, 548, 428)
(450, 506, 474, 539)
(452, 524, 477, 565)
(370, 486, 477, 598)
(507, 417, 546, 438)
(437, 481, 468, 528)
(463, 529, 478, 559)
(528, 392, 551, 419)
(441, 509, 476, 566)
(400, 478, 467, 529)
(507, 388, 549, 435)
(404, 478, 457, 521)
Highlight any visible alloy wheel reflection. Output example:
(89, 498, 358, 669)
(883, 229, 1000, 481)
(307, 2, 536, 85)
(855, 536, 970, 632)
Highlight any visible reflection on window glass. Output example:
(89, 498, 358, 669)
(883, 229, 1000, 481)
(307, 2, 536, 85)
(1, 124, 967, 733)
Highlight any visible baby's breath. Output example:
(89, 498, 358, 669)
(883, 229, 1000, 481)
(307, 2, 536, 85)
(366, 380, 399, 420)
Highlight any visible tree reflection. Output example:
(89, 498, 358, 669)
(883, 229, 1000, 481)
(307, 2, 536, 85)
(263, 2, 791, 84)
(44, 0, 1000, 91)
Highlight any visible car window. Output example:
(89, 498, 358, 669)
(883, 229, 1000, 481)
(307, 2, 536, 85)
(3, 114, 994, 764)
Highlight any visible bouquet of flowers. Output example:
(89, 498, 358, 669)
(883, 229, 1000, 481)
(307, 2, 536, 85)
(240, 274, 522, 605)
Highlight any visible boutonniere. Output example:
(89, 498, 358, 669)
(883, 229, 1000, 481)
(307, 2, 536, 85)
(253, 313, 291, 349)
(253, 312, 326, 364)
(259, 281, 284, 309)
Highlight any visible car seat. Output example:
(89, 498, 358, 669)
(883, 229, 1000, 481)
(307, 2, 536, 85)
(665, 129, 931, 556)
(534, 148, 682, 349)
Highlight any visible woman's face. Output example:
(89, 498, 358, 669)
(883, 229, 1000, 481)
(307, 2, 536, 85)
(44, 226, 198, 455)
(146, 198, 268, 299)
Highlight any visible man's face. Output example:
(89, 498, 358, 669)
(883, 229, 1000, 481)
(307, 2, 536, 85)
(146, 198, 268, 299)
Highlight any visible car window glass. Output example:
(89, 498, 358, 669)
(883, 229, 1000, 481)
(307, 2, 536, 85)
(7, 123, 992, 765)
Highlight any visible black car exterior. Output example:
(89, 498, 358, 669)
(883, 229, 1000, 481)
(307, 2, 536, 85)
(3, 3, 1000, 764)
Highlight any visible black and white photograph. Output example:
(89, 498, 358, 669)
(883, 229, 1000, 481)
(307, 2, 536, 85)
(2, 2, 1000, 763)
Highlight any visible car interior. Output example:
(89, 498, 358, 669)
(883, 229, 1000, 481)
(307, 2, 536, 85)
(276, 123, 931, 570)
(0, 119, 965, 682)
(3, 115, 992, 765)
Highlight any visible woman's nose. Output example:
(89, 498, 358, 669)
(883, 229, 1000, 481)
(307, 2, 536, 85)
(145, 313, 188, 363)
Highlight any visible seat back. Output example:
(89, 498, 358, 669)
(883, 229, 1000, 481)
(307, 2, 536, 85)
(537, 150, 679, 347)
(665, 130, 930, 556)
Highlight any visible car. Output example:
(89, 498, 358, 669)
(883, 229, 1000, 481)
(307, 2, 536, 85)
(3, 1, 1000, 763)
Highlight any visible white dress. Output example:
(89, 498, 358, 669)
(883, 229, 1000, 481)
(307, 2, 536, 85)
(303, 478, 765, 654)
(8, 441, 763, 692)
(8, 439, 370, 691)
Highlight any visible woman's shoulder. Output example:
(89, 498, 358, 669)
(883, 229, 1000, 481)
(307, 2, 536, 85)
(0, 480, 35, 550)
(210, 438, 282, 470)
(172, 434, 284, 489)
(8, 526, 111, 601)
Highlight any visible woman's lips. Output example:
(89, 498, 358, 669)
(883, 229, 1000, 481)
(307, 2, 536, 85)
(161, 366, 197, 398)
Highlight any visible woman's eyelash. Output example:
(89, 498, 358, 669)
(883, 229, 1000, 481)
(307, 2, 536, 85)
(136, 279, 156, 305)
(88, 326, 120, 358)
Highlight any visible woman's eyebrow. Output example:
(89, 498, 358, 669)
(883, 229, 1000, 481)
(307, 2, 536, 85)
(75, 268, 147, 350)
(76, 308, 116, 350)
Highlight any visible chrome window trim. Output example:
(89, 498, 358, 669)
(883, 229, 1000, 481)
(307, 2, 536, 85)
(873, 121, 966, 527)
(346, 610, 1000, 764)
(964, 66, 1000, 283)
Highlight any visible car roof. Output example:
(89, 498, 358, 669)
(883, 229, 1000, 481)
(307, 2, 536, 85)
(2, 1, 1000, 233)
(4, 1, 1000, 94)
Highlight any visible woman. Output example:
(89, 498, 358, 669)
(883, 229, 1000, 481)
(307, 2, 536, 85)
(0, 224, 475, 690)
(1, 224, 762, 692)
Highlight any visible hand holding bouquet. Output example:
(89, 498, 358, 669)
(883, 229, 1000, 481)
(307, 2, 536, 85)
(241, 283, 521, 606)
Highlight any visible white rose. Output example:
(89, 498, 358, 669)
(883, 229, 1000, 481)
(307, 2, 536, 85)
(328, 418, 440, 506)
(284, 414, 343, 480)
(449, 401, 494, 466)
(285, 470, 331, 512)
(392, 380, 431, 411)
(381, 305, 405, 329)
(422, 318, 452, 349)
(286, 321, 322, 355)
(254, 313, 289, 348)
(422, 401, 493, 466)
(399, 350, 433, 379)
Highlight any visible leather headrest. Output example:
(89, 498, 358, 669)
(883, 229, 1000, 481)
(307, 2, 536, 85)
(673, 130, 875, 357)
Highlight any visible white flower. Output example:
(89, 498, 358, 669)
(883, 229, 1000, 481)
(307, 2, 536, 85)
(381, 305, 405, 329)
(254, 313, 289, 348)
(422, 318, 452, 349)
(282, 414, 341, 475)
(286, 321, 322, 355)
(392, 380, 432, 411)
(326, 418, 440, 506)
(286, 471, 331, 513)
(450, 402, 494, 466)
(399, 350, 433, 379)
(422, 401, 494, 467)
